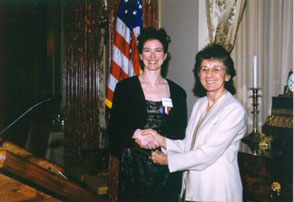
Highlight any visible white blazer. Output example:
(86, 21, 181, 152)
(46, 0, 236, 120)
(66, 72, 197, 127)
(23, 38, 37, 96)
(165, 92, 246, 202)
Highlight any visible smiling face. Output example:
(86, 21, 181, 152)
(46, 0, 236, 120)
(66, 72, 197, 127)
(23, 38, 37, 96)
(199, 59, 231, 96)
(140, 39, 167, 72)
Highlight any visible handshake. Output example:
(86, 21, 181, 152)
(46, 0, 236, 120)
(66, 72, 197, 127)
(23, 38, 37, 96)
(133, 129, 168, 165)
(132, 129, 166, 150)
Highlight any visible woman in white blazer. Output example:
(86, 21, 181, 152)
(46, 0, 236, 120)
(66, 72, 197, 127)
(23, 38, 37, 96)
(137, 43, 247, 202)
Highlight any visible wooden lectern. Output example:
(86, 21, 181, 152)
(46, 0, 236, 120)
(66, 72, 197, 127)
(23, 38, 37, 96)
(0, 141, 104, 202)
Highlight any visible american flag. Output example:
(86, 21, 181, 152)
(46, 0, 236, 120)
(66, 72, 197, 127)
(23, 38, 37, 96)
(105, 0, 143, 109)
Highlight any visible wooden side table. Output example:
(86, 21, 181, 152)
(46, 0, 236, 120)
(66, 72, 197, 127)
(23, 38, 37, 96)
(238, 151, 293, 202)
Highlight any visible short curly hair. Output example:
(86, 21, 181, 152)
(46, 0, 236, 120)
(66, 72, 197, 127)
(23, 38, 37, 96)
(193, 43, 236, 97)
(137, 27, 171, 54)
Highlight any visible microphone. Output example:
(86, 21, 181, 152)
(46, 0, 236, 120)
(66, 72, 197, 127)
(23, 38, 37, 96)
(0, 98, 52, 137)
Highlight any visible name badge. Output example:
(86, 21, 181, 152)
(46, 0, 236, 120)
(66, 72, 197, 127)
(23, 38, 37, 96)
(162, 98, 173, 107)
(162, 98, 173, 116)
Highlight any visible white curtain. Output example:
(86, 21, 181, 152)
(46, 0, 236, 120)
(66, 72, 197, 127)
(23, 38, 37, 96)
(231, 0, 293, 152)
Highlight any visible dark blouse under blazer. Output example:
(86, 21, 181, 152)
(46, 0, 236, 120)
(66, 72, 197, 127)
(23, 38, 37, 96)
(108, 76, 188, 157)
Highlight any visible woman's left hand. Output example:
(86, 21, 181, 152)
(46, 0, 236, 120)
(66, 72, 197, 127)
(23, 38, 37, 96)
(150, 150, 168, 165)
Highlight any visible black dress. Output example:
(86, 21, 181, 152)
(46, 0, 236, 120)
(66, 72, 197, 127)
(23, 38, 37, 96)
(108, 76, 187, 202)
(119, 100, 179, 202)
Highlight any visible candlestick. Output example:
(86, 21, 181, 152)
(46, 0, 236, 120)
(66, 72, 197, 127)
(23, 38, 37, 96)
(242, 87, 262, 154)
(253, 55, 258, 88)
(251, 88, 260, 133)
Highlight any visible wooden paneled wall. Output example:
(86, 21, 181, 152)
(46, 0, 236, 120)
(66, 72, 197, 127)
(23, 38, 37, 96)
(63, 0, 106, 168)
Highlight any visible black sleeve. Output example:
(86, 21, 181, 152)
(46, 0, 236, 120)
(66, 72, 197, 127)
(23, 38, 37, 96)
(178, 90, 188, 139)
(107, 82, 124, 157)
(163, 84, 187, 140)
(107, 80, 144, 157)
(174, 89, 187, 140)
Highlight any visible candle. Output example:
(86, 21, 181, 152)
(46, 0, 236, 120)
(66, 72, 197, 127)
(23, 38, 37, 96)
(104, 0, 107, 7)
(253, 55, 258, 88)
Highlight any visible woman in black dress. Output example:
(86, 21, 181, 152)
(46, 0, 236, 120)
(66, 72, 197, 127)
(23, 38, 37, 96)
(108, 27, 187, 202)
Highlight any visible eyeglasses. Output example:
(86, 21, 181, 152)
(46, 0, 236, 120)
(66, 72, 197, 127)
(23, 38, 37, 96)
(200, 66, 225, 74)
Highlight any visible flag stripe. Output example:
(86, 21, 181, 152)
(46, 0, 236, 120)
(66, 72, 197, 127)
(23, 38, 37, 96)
(116, 18, 131, 44)
(114, 31, 130, 59)
(108, 74, 118, 92)
(112, 46, 130, 75)
(111, 61, 129, 81)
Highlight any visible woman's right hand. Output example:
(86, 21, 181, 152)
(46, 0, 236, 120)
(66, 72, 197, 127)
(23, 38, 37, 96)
(142, 129, 166, 149)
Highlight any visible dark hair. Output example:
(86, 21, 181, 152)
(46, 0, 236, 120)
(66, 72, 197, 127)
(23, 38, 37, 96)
(193, 43, 236, 97)
(137, 27, 171, 76)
